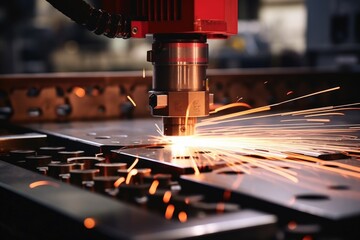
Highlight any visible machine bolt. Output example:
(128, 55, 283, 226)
(149, 94, 167, 109)
(132, 27, 138, 35)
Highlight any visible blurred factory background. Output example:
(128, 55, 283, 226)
(1, 0, 359, 74)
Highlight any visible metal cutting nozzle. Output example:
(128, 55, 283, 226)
(148, 34, 210, 136)
(163, 117, 196, 136)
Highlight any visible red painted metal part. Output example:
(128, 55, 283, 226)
(102, 0, 238, 38)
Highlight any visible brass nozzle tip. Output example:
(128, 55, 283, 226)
(163, 117, 196, 136)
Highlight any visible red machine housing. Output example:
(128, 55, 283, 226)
(102, 0, 238, 38)
(102, 0, 238, 136)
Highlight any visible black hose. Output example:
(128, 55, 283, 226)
(45, 0, 131, 39)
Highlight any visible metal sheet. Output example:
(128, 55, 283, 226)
(0, 160, 276, 240)
(115, 143, 360, 219)
(23, 119, 163, 148)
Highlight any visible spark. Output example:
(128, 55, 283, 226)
(114, 177, 125, 188)
(127, 95, 137, 107)
(280, 119, 330, 123)
(210, 102, 251, 114)
(149, 180, 159, 195)
(165, 204, 175, 219)
(155, 124, 163, 136)
(83, 218, 96, 229)
(304, 112, 344, 117)
(74, 87, 86, 98)
(169, 136, 201, 175)
(163, 191, 172, 203)
(127, 158, 139, 172)
(178, 212, 188, 222)
(157, 86, 360, 184)
(199, 87, 341, 126)
(272, 87, 340, 107)
(126, 169, 138, 184)
(29, 180, 60, 189)
(198, 106, 270, 126)
(142, 68, 146, 78)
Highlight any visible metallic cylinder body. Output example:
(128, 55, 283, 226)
(152, 42, 208, 91)
(148, 34, 209, 136)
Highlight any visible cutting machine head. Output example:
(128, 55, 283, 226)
(46, 0, 238, 135)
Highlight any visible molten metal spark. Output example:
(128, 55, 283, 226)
(210, 102, 251, 114)
(158, 86, 360, 183)
(74, 87, 86, 98)
(178, 211, 188, 222)
(29, 180, 60, 189)
(143, 68, 146, 78)
(163, 191, 172, 204)
(149, 180, 159, 195)
(165, 204, 175, 220)
(84, 218, 96, 229)
(127, 95, 137, 107)
(126, 169, 138, 184)
(127, 158, 139, 172)
(114, 177, 125, 188)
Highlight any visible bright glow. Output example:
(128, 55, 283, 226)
(178, 211, 188, 222)
(126, 169, 138, 184)
(114, 177, 125, 188)
(210, 102, 251, 114)
(142, 68, 146, 78)
(155, 87, 360, 182)
(74, 87, 86, 98)
(169, 136, 201, 175)
(29, 181, 59, 189)
(84, 218, 96, 229)
(127, 158, 139, 172)
(163, 191, 172, 203)
(165, 204, 175, 220)
(149, 180, 159, 195)
(127, 95, 137, 107)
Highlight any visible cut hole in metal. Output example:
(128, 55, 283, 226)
(194, 151, 211, 154)
(113, 135, 128, 138)
(328, 185, 350, 190)
(318, 153, 350, 160)
(218, 171, 245, 175)
(322, 164, 340, 168)
(296, 194, 330, 201)
(146, 146, 165, 149)
(280, 166, 291, 169)
(95, 136, 111, 139)
(246, 154, 266, 159)
(173, 156, 199, 159)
